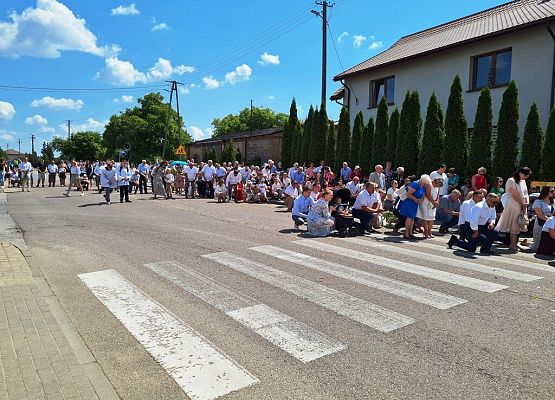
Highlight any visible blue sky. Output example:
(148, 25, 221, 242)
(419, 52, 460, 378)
(0, 0, 507, 154)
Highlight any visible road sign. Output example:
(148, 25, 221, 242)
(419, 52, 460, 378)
(175, 145, 186, 155)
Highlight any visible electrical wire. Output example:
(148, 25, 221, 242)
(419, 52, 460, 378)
(0, 84, 166, 93)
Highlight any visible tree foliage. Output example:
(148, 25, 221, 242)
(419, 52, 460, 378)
(466, 88, 493, 178)
(443, 75, 468, 170)
(103, 93, 190, 162)
(309, 105, 327, 163)
(520, 103, 543, 179)
(281, 98, 297, 167)
(52, 131, 106, 161)
(220, 140, 235, 163)
(541, 107, 555, 180)
(350, 112, 364, 167)
(359, 117, 374, 173)
(211, 106, 287, 137)
(397, 91, 421, 175)
(325, 120, 335, 171)
(384, 107, 399, 165)
(335, 107, 351, 173)
(41, 141, 55, 161)
(418, 93, 445, 174)
(372, 96, 389, 166)
(492, 81, 519, 179)
(301, 106, 315, 163)
(290, 121, 303, 164)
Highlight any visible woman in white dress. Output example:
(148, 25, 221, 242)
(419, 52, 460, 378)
(417, 176, 440, 238)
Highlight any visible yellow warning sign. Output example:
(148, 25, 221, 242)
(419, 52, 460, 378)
(175, 145, 186, 155)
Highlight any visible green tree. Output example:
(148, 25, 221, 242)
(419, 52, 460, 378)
(41, 141, 55, 161)
(384, 108, 399, 165)
(359, 117, 374, 173)
(335, 107, 351, 173)
(372, 97, 389, 165)
(103, 92, 190, 161)
(397, 91, 422, 175)
(492, 81, 519, 179)
(418, 93, 445, 174)
(325, 120, 336, 170)
(541, 107, 555, 180)
(235, 147, 242, 162)
(301, 106, 314, 163)
(290, 121, 303, 164)
(220, 140, 235, 163)
(309, 105, 328, 163)
(395, 92, 412, 169)
(443, 75, 468, 171)
(520, 103, 543, 178)
(207, 147, 217, 162)
(52, 131, 106, 160)
(466, 88, 493, 178)
(350, 112, 364, 167)
(211, 107, 287, 137)
(281, 98, 297, 167)
(0, 148, 6, 160)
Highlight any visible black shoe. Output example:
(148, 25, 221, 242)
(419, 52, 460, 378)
(438, 228, 446, 234)
(479, 249, 494, 255)
(125, 200, 132, 203)
(447, 235, 457, 249)
(120, 200, 123, 203)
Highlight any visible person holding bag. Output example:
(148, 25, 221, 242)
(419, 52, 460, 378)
(531, 186, 554, 251)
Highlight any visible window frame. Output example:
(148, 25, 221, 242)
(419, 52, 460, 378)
(369, 75, 395, 108)
(470, 48, 512, 91)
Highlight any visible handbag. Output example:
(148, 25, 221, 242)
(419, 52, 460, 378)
(397, 186, 408, 201)
(517, 213, 529, 227)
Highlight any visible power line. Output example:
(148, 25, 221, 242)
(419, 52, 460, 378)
(0, 84, 166, 93)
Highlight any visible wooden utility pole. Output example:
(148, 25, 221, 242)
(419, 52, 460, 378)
(314, 1, 333, 107)
(31, 134, 36, 162)
(65, 120, 72, 139)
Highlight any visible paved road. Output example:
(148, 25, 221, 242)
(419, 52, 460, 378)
(6, 187, 555, 400)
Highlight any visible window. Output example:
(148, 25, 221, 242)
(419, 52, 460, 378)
(370, 76, 395, 107)
(472, 49, 511, 90)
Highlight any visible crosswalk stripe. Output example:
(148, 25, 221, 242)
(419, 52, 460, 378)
(293, 240, 507, 293)
(78, 269, 257, 400)
(145, 261, 346, 363)
(202, 252, 414, 333)
(341, 237, 542, 282)
(374, 235, 555, 274)
(251, 245, 466, 310)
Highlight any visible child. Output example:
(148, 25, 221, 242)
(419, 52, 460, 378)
(244, 181, 255, 203)
(214, 178, 227, 203)
(165, 169, 175, 199)
(257, 180, 269, 203)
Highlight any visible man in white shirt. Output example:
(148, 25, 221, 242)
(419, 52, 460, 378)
(240, 164, 251, 182)
(137, 160, 150, 194)
(19, 157, 31, 192)
(184, 162, 199, 198)
(288, 163, 299, 180)
(368, 165, 385, 190)
(225, 168, 242, 202)
(346, 176, 364, 206)
(100, 162, 117, 204)
(430, 164, 449, 196)
(284, 181, 300, 211)
(351, 182, 384, 233)
(200, 160, 216, 198)
(47, 160, 58, 187)
(63, 161, 84, 196)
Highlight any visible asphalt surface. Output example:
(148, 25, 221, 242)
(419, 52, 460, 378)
(6, 186, 555, 400)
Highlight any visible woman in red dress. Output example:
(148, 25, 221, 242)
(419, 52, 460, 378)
(471, 167, 488, 191)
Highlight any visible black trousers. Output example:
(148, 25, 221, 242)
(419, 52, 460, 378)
(139, 175, 148, 194)
(119, 185, 129, 202)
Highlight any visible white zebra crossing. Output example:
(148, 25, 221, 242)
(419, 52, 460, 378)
(144, 261, 347, 363)
(293, 240, 508, 293)
(251, 245, 467, 310)
(202, 252, 415, 332)
(341, 237, 542, 282)
(78, 269, 258, 400)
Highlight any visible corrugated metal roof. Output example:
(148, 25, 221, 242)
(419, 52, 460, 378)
(334, 0, 555, 81)
(188, 127, 283, 145)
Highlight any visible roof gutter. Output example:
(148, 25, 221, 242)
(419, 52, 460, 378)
(548, 22, 555, 110)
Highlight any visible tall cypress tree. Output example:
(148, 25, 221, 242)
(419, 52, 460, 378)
(520, 103, 543, 178)
(350, 112, 364, 167)
(541, 107, 555, 180)
(418, 93, 445, 174)
(325, 120, 336, 171)
(399, 91, 422, 176)
(290, 121, 298, 163)
(372, 96, 389, 166)
(385, 108, 400, 165)
(309, 104, 328, 163)
(308, 108, 322, 163)
(359, 117, 374, 173)
(492, 81, 519, 179)
(335, 107, 351, 172)
(396, 92, 412, 170)
(443, 75, 468, 171)
(293, 121, 303, 164)
(301, 106, 314, 164)
(466, 88, 493, 178)
(281, 98, 297, 167)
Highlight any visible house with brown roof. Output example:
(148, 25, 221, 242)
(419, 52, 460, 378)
(332, 0, 555, 137)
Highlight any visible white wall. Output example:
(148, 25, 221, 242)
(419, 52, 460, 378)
(344, 24, 554, 135)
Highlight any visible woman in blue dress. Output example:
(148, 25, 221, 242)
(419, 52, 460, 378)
(307, 189, 335, 237)
(397, 174, 429, 239)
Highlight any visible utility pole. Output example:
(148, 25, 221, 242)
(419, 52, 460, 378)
(162, 80, 184, 159)
(65, 120, 71, 139)
(31, 134, 36, 162)
(17, 139, 22, 155)
(314, 1, 333, 107)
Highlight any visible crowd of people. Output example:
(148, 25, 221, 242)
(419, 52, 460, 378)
(1, 156, 553, 256)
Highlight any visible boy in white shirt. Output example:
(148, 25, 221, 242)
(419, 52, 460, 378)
(165, 170, 175, 199)
(214, 178, 227, 203)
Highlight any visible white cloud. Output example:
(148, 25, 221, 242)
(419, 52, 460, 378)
(0, 0, 120, 59)
(258, 52, 280, 66)
(202, 76, 222, 90)
(113, 95, 134, 103)
(38, 126, 55, 133)
(25, 114, 48, 125)
(267, 95, 276, 100)
(152, 22, 169, 31)
(62, 118, 107, 133)
(188, 126, 213, 141)
(0, 101, 16, 120)
(353, 35, 366, 48)
(148, 58, 174, 80)
(178, 86, 190, 95)
(30, 96, 84, 110)
(224, 64, 252, 85)
(337, 31, 349, 43)
(0, 133, 14, 141)
(111, 3, 140, 16)
(174, 65, 195, 74)
(369, 41, 383, 50)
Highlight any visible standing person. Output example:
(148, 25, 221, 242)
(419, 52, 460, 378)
(19, 157, 32, 192)
(307, 189, 335, 237)
(100, 162, 117, 204)
(36, 159, 47, 188)
(495, 167, 532, 251)
(436, 190, 461, 233)
(417, 177, 441, 238)
(531, 186, 554, 251)
(0, 158, 5, 189)
(368, 165, 385, 190)
(200, 160, 216, 198)
(430, 164, 449, 196)
(339, 162, 352, 184)
(63, 161, 84, 196)
(471, 167, 488, 191)
(58, 160, 67, 186)
(93, 161, 103, 191)
(137, 160, 150, 194)
(151, 161, 168, 199)
(184, 162, 199, 199)
(383, 161, 395, 189)
(117, 160, 132, 203)
(47, 160, 58, 187)
(165, 168, 175, 199)
(397, 175, 427, 239)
